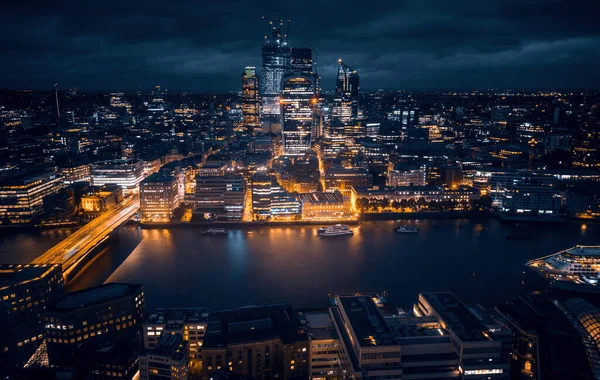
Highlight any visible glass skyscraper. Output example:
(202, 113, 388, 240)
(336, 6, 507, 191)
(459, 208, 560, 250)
(281, 73, 316, 155)
(260, 20, 290, 128)
(241, 66, 260, 132)
(333, 59, 359, 124)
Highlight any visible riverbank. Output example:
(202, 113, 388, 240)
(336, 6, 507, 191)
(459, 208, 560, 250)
(139, 219, 360, 229)
(359, 210, 492, 220)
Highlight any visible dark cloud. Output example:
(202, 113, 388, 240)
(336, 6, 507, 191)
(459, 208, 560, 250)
(1, 0, 599, 91)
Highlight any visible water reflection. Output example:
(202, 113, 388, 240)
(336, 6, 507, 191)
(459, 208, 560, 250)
(6, 220, 597, 311)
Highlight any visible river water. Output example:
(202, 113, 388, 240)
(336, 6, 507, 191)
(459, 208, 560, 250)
(0, 219, 596, 310)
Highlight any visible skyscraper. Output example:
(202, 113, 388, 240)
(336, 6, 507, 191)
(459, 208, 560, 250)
(280, 72, 316, 155)
(332, 59, 359, 124)
(290, 47, 312, 74)
(260, 19, 290, 131)
(241, 66, 260, 132)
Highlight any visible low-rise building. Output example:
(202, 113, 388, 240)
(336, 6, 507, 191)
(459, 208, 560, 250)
(81, 184, 123, 213)
(140, 333, 189, 380)
(43, 188, 76, 220)
(325, 167, 373, 198)
(299, 191, 350, 219)
(144, 308, 209, 374)
(351, 185, 480, 208)
(201, 303, 309, 380)
(198, 162, 228, 177)
(330, 293, 509, 379)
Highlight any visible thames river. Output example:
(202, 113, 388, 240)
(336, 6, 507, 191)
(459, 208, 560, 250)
(0, 219, 597, 310)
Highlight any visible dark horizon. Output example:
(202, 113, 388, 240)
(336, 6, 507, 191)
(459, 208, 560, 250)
(3, 0, 600, 92)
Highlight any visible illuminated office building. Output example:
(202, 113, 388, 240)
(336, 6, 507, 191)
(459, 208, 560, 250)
(324, 167, 373, 198)
(281, 73, 316, 155)
(242, 66, 261, 132)
(195, 175, 246, 220)
(260, 19, 290, 128)
(58, 162, 91, 184)
(140, 173, 179, 222)
(140, 333, 189, 380)
(332, 59, 359, 124)
(143, 308, 209, 373)
(0, 264, 64, 373)
(0, 171, 63, 224)
(44, 283, 145, 368)
(90, 158, 145, 194)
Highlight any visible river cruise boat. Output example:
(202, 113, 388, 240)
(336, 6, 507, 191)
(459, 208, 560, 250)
(395, 225, 419, 234)
(527, 245, 600, 281)
(318, 224, 353, 237)
(202, 228, 227, 235)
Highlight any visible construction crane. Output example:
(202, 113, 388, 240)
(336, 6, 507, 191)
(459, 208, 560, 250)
(261, 17, 290, 43)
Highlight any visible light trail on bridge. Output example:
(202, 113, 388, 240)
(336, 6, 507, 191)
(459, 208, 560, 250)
(32, 195, 140, 279)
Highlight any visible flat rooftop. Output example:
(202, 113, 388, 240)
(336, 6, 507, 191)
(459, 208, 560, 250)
(203, 303, 307, 348)
(421, 292, 492, 342)
(0, 264, 60, 290)
(48, 283, 141, 311)
(338, 295, 396, 346)
(147, 307, 209, 326)
(151, 333, 188, 360)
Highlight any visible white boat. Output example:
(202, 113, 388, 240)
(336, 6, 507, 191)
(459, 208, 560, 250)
(395, 225, 419, 234)
(318, 224, 353, 237)
(202, 228, 227, 235)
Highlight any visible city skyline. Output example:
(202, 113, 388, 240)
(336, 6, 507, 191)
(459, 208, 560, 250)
(3, 0, 600, 92)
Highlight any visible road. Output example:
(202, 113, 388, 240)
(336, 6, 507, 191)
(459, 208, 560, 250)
(32, 195, 140, 278)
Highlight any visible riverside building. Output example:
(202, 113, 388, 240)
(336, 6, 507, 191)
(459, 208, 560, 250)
(90, 158, 145, 194)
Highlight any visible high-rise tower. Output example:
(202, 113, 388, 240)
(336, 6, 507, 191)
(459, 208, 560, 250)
(260, 18, 291, 131)
(333, 59, 359, 124)
(290, 48, 313, 74)
(241, 66, 261, 133)
(280, 72, 316, 155)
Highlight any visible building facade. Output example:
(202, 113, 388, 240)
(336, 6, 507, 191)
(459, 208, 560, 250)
(140, 333, 189, 380)
(0, 264, 64, 374)
(90, 158, 145, 194)
(44, 283, 145, 368)
(242, 66, 261, 133)
(0, 171, 63, 224)
(281, 73, 316, 155)
(140, 173, 179, 222)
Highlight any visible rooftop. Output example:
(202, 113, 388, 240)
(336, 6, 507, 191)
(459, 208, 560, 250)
(338, 295, 396, 346)
(48, 283, 141, 312)
(151, 333, 188, 360)
(420, 292, 492, 342)
(202, 303, 307, 348)
(298, 191, 344, 203)
(0, 264, 61, 290)
(146, 307, 210, 327)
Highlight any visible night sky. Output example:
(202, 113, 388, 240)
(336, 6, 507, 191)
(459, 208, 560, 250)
(2, 0, 600, 92)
